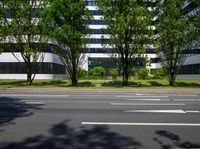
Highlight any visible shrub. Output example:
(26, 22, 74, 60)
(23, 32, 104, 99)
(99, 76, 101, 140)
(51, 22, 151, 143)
(78, 69, 88, 78)
(109, 68, 118, 81)
(89, 66, 106, 77)
(152, 68, 166, 79)
(129, 68, 137, 76)
(138, 68, 149, 80)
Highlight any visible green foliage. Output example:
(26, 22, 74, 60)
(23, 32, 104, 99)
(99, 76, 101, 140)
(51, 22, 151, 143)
(155, 0, 199, 86)
(89, 67, 106, 77)
(0, 0, 47, 85)
(138, 68, 149, 80)
(96, 0, 154, 86)
(109, 68, 118, 81)
(78, 69, 88, 78)
(151, 68, 166, 79)
(129, 68, 137, 76)
(41, 0, 92, 86)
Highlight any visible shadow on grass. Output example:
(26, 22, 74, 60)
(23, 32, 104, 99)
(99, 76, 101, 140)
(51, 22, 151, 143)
(148, 81, 166, 87)
(175, 82, 200, 87)
(77, 81, 95, 87)
(102, 81, 142, 87)
(0, 80, 27, 87)
(0, 97, 42, 129)
(32, 80, 68, 87)
(0, 120, 142, 149)
(153, 130, 200, 149)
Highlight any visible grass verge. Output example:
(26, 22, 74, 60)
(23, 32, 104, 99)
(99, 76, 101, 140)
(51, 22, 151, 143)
(0, 78, 200, 88)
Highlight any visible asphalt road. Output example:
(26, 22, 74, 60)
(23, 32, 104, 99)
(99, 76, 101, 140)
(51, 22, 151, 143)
(0, 92, 200, 149)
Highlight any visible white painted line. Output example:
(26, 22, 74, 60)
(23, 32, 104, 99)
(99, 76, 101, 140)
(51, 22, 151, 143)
(0, 94, 70, 97)
(116, 95, 168, 98)
(122, 99, 161, 101)
(25, 101, 44, 105)
(171, 94, 197, 97)
(111, 103, 186, 106)
(185, 110, 200, 113)
(72, 95, 111, 97)
(135, 94, 155, 96)
(81, 122, 200, 126)
(172, 99, 200, 102)
(124, 110, 186, 113)
(136, 94, 143, 96)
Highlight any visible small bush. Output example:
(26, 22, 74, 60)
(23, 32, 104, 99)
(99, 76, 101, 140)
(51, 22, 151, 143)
(109, 68, 118, 81)
(152, 68, 166, 79)
(129, 68, 137, 76)
(89, 66, 106, 77)
(138, 68, 149, 80)
(78, 69, 88, 78)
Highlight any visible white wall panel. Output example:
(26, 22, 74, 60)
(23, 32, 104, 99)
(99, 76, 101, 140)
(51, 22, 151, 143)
(0, 74, 66, 80)
(86, 6, 98, 10)
(89, 25, 107, 29)
(85, 34, 110, 39)
(184, 55, 200, 65)
(0, 52, 63, 64)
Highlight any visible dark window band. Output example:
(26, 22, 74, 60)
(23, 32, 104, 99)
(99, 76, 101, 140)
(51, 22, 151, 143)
(0, 62, 65, 74)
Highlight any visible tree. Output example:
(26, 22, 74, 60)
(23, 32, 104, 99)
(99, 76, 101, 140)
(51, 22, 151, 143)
(0, 0, 47, 85)
(96, 0, 154, 86)
(155, 0, 199, 86)
(41, 0, 92, 86)
(192, 1, 200, 43)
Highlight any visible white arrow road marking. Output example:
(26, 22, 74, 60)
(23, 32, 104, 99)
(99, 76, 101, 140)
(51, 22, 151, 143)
(125, 110, 186, 113)
(185, 110, 200, 113)
(124, 110, 200, 114)
(111, 103, 186, 106)
(81, 122, 200, 126)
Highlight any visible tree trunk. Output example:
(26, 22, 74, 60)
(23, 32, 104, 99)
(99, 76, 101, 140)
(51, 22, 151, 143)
(26, 63, 33, 86)
(71, 77, 78, 86)
(122, 63, 129, 86)
(169, 70, 176, 86)
(71, 63, 78, 86)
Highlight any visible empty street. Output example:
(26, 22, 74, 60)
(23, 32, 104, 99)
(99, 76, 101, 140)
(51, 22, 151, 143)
(0, 91, 200, 149)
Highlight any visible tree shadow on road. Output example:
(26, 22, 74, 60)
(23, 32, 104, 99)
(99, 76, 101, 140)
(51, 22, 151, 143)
(153, 130, 200, 149)
(0, 120, 142, 149)
(0, 97, 42, 128)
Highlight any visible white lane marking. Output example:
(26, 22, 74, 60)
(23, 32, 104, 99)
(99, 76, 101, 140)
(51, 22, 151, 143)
(125, 110, 186, 113)
(25, 101, 44, 105)
(172, 99, 200, 102)
(170, 94, 197, 97)
(185, 110, 200, 113)
(71, 95, 111, 97)
(124, 110, 200, 114)
(116, 95, 168, 98)
(81, 122, 200, 126)
(122, 99, 161, 101)
(111, 103, 186, 106)
(0, 94, 70, 97)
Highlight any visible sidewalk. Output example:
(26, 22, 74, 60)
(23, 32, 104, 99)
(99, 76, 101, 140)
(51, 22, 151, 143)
(0, 87, 200, 94)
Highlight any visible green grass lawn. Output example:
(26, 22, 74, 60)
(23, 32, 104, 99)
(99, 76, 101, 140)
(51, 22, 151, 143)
(0, 77, 200, 88)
